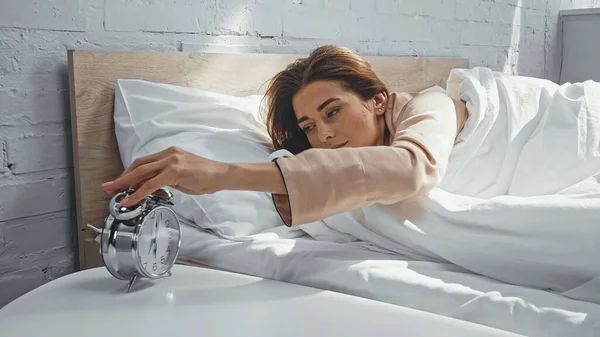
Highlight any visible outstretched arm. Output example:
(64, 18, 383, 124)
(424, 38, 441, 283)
(102, 147, 289, 207)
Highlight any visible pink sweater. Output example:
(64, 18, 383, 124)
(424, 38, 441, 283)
(272, 91, 468, 226)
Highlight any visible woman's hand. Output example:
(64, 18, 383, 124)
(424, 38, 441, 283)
(102, 146, 227, 207)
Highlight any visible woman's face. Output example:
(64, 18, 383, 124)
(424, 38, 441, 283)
(292, 80, 388, 149)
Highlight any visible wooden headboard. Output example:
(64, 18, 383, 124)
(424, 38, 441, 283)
(67, 50, 468, 270)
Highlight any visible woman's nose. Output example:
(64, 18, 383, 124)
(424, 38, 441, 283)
(318, 125, 334, 143)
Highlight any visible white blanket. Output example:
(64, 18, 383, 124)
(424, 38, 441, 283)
(179, 221, 600, 337)
(281, 67, 600, 304)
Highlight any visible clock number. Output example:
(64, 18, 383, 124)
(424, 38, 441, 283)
(165, 220, 170, 228)
(153, 263, 158, 271)
(166, 245, 171, 253)
(161, 256, 166, 264)
(151, 212, 156, 219)
(143, 262, 148, 269)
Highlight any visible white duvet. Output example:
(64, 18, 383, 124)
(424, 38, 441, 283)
(180, 222, 600, 337)
(290, 67, 600, 304)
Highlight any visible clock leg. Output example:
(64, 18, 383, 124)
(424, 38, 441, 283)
(167, 270, 172, 277)
(127, 273, 138, 293)
(86, 224, 102, 234)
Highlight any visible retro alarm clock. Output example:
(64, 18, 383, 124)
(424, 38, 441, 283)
(87, 188, 182, 292)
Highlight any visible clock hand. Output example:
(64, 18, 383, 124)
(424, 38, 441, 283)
(148, 218, 157, 256)
(153, 217, 158, 258)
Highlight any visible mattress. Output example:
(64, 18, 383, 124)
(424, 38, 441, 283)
(178, 220, 600, 337)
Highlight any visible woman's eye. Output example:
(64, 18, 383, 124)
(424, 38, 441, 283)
(328, 109, 340, 118)
(302, 125, 314, 133)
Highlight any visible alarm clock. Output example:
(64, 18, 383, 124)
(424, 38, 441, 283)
(87, 187, 182, 292)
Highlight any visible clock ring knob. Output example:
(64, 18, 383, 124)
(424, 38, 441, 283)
(150, 187, 174, 205)
(108, 189, 145, 221)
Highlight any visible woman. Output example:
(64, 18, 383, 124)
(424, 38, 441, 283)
(102, 45, 468, 226)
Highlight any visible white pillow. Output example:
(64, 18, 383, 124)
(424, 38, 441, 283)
(420, 85, 446, 94)
(113, 79, 287, 238)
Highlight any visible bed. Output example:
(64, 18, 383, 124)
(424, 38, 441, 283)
(68, 50, 600, 337)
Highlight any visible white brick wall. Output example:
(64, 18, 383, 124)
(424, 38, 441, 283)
(0, 89, 69, 125)
(325, 0, 350, 10)
(403, 0, 457, 20)
(0, 176, 72, 222)
(1, 140, 6, 175)
(0, 0, 598, 308)
(0, 0, 86, 31)
(7, 134, 71, 174)
(0, 268, 46, 307)
(284, 7, 343, 39)
(105, 0, 205, 33)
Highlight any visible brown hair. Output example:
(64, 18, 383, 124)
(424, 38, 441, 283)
(264, 45, 389, 154)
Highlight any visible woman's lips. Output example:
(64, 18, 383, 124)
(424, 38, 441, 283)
(331, 141, 348, 149)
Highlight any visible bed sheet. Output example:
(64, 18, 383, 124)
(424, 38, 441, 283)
(178, 221, 600, 337)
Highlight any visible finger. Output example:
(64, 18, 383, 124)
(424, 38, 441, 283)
(131, 177, 151, 191)
(124, 151, 166, 175)
(103, 177, 153, 198)
(104, 160, 166, 193)
(120, 171, 172, 207)
(104, 177, 151, 197)
(102, 150, 167, 188)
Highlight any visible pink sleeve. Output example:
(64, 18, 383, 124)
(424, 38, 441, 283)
(271, 91, 461, 226)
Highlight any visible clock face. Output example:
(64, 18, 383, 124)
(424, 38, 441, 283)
(135, 207, 180, 277)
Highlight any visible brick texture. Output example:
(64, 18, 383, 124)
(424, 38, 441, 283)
(0, 176, 72, 222)
(350, 0, 375, 12)
(0, 247, 75, 307)
(0, 211, 73, 257)
(7, 134, 71, 174)
(0, 140, 6, 173)
(375, 0, 397, 14)
(0, 268, 45, 307)
(325, 0, 351, 10)
(402, 0, 457, 20)
(0, 246, 75, 277)
(104, 0, 204, 33)
(0, 89, 69, 125)
(0, 0, 85, 31)
(284, 8, 343, 39)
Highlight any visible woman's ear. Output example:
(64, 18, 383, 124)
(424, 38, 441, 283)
(373, 91, 388, 116)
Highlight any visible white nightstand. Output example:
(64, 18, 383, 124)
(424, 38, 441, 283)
(0, 264, 523, 337)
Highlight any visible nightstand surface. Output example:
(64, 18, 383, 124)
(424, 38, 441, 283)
(0, 264, 522, 337)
